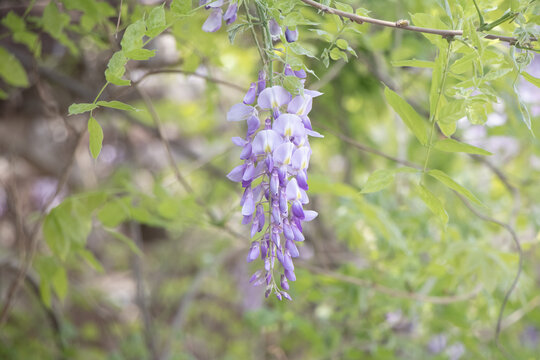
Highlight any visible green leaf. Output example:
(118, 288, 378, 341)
(336, 39, 348, 50)
(96, 100, 139, 112)
(0, 46, 28, 87)
(438, 99, 465, 124)
(78, 249, 104, 273)
(335, 2, 353, 13)
(434, 138, 492, 155)
(288, 42, 317, 58)
(416, 185, 448, 226)
(98, 198, 130, 228)
(430, 47, 447, 119)
(146, 4, 167, 38)
(52, 266, 68, 302)
(43, 212, 70, 261)
(121, 19, 146, 53)
(105, 229, 143, 257)
(391, 59, 434, 68)
(329, 47, 347, 62)
(68, 102, 97, 115)
(522, 72, 540, 88)
(88, 117, 104, 159)
(105, 51, 130, 86)
(125, 48, 156, 60)
(2, 12, 26, 32)
(42, 2, 70, 39)
(361, 169, 396, 194)
(384, 87, 428, 145)
(428, 169, 484, 206)
(283, 76, 303, 95)
(171, 0, 192, 16)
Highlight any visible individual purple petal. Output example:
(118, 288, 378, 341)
(286, 177, 301, 201)
(205, 0, 223, 8)
(291, 146, 310, 170)
(246, 115, 260, 136)
(252, 130, 282, 155)
(242, 214, 252, 224)
(285, 269, 296, 281)
(291, 222, 304, 241)
(265, 288, 271, 298)
(243, 82, 257, 104)
(265, 155, 274, 172)
(257, 70, 266, 94)
(266, 272, 272, 285)
(279, 190, 287, 213)
(296, 170, 308, 190)
(304, 89, 323, 97)
(273, 113, 305, 138)
(250, 270, 262, 283)
(286, 239, 299, 257)
(300, 115, 313, 130)
(273, 142, 294, 165)
(227, 164, 245, 182)
(260, 239, 268, 259)
(303, 210, 318, 222)
(242, 162, 256, 181)
(223, 2, 238, 25)
(306, 129, 324, 138)
(288, 95, 313, 116)
(292, 200, 305, 219)
(283, 219, 294, 240)
(285, 27, 298, 42)
(269, 19, 282, 40)
(275, 292, 283, 301)
(247, 241, 260, 262)
(270, 171, 279, 196)
(276, 248, 284, 264)
(294, 69, 307, 78)
(272, 202, 281, 225)
(227, 103, 257, 121)
(284, 64, 295, 77)
(250, 220, 259, 238)
(282, 251, 294, 271)
(242, 189, 254, 216)
(231, 136, 247, 146)
(282, 291, 292, 300)
(280, 274, 289, 290)
(202, 8, 223, 32)
(240, 143, 252, 160)
(257, 86, 292, 109)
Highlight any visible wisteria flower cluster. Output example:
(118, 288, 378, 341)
(200, 0, 238, 33)
(227, 67, 323, 300)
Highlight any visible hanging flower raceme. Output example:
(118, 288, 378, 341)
(200, 0, 238, 32)
(227, 68, 323, 300)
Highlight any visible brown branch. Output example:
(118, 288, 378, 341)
(300, 262, 483, 304)
(300, 0, 537, 45)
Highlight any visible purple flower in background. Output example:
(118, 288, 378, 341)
(201, 1, 238, 32)
(285, 27, 298, 42)
(227, 65, 323, 301)
(269, 19, 282, 40)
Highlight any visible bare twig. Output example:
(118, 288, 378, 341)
(133, 69, 246, 92)
(300, 0, 537, 45)
(300, 262, 483, 304)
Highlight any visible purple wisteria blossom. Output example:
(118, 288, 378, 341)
(227, 67, 323, 300)
(200, 0, 238, 33)
(285, 27, 299, 43)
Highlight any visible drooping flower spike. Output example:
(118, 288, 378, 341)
(227, 65, 323, 301)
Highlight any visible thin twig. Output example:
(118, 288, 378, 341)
(300, 263, 483, 304)
(300, 0, 537, 46)
(133, 69, 246, 92)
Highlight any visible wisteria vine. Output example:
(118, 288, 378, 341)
(200, 0, 323, 300)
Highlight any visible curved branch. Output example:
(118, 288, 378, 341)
(301, 263, 483, 304)
(300, 0, 537, 46)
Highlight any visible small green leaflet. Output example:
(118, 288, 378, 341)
(0, 46, 29, 87)
(146, 4, 167, 38)
(361, 167, 418, 194)
(434, 138, 492, 156)
(391, 59, 434, 68)
(522, 72, 540, 88)
(428, 169, 484, 207)
(171, 0, 191, 16)
(105, 51, 130, 86)
(384, 87, 428, 145)
(361, 169, 395, 194)
(68, 103, 97, 115)
(96, 100, 139, 112)
(88, 117, 104, 159)
(126, 48, 156, 60)
(121, 19, 146, 53)
(416, 185, 448, 226)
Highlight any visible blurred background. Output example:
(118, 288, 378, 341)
(0, 0, 539, 359)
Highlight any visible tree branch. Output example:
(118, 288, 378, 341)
(300, 0, 537, 46)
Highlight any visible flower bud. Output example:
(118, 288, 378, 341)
(285, 27, 298, 42)
(280, 274, 289, 290)
(243, 82, 257, 104)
